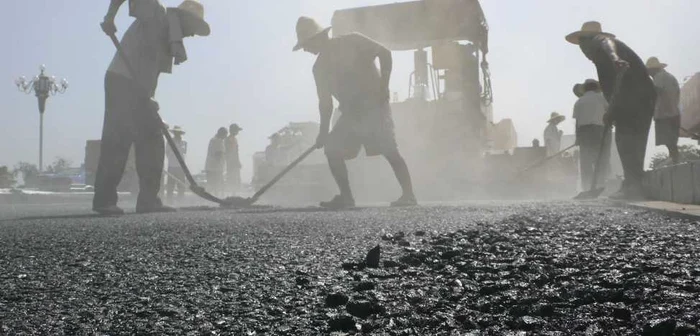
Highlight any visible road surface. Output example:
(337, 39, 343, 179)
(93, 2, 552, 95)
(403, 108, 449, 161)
(1, 200, 698, 334)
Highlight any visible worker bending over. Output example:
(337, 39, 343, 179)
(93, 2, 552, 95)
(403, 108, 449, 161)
(294, 17, 417, 209)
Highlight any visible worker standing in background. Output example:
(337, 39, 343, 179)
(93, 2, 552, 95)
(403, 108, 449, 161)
(647, 57, 681, 165)
(205, 127, 228, 197)
(544, 112, 565, 156)
(165, 125, 188, 202)
(225, 123, 243, 195)
(93, 0, 210, 215)
(293, 16, 417, 209)
(567, 21, 656, 200)
(573, 79, 610, 189)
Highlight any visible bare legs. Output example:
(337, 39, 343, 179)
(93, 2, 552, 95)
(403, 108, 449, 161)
(326, 151, 416, 204)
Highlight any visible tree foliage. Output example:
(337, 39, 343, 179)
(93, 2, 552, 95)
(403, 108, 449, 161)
(14, 162, 39, 182)
(649, 144, 700, 170)
(46, 157, 73, 174)
(0, 166, 16, 188)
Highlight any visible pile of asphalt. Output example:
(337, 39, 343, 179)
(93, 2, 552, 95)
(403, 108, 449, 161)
(0, 202, 698, 335)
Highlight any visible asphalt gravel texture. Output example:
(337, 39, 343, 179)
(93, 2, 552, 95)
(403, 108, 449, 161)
(1, 200, 699, 335)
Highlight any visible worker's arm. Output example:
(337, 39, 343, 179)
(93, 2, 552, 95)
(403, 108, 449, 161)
(313, 65, 334, 149)
(597, 37, 627, 125)
(376, 45, 392, 102)
(599, 37, 629, 72)
(356, 34, 393, 102)
(653, 75, 669, 96)
(214, 147, 224, 159)
(101, 0, 127, 35)
(655, 84, 665, 95)
(232, 143, 242, 168)
(572, 101, 580, 144)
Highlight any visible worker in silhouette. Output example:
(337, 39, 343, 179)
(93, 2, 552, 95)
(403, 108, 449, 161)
(544, 112, 565, 156)
(573, 79, 611, 189)
(647, 57, 681, 165)
(294, 16, 417, 209)
(205, 127, 228, 197)
(567, 21, 656, 200)
(93, 0, 210, 215)
(225, 123, 243, 195)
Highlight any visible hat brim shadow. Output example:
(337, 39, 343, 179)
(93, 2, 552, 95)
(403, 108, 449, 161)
(548, 116, 566, 124)
(565, 31, 615, 45)
(176, 9, 211, 37)
(293, 27, 331, 51)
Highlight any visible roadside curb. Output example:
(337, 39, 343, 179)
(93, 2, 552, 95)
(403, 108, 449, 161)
(622, 200, 700, 219)
(0, 192, 132, 205)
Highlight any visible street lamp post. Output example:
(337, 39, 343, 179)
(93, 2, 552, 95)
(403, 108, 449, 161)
(15, 65, 68, 172)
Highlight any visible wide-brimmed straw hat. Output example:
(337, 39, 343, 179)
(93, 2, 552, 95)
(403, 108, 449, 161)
(171, 125, 186, 134)
(565, 21, 615, 45)
(646, 57, 668, 69)
(293, 17, 331, 52)
(583, 79, 599, 86)
(173, 0, 210, 37)
(548, 112, 566, 124)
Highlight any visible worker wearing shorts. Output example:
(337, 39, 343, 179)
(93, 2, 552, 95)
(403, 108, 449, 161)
(647, 57, 681, 165)
(325, 103, 397, 160)
(293, 16, 417, 209)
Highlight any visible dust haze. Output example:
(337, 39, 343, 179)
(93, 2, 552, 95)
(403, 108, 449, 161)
(3, 0, 699, 206)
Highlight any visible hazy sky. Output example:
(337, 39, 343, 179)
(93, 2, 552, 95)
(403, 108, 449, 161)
(2, 1, 699, 181)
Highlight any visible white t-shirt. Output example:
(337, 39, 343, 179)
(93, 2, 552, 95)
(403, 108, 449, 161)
(543, 123, 562, 156)
(107, 0, 180, 97)
(652, 70, 681, 119)
(573, 91, 608, 127)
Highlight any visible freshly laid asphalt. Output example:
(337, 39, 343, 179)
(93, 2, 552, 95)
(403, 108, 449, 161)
(0, 200, 699, 335)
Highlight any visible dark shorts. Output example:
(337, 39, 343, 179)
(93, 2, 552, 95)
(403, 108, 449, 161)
(325, 103, 398, 160)
(655, 115, 680, 146)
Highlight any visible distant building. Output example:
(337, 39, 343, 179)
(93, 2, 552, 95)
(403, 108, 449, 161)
(681, 72, 700, 136)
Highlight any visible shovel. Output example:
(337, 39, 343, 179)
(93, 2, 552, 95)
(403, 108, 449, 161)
(106, 33, 228, 206)
(163, 169, 189, 189)
(221, 146, 316, 207)
(574, 67, 627, 200)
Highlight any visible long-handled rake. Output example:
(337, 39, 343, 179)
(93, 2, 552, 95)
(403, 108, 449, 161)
(108, 33, 317, 208)
(221, 146, 316, 208)
(107, 33, 234, 206)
